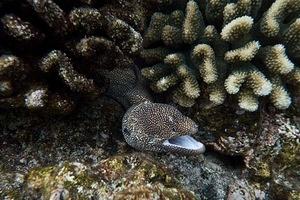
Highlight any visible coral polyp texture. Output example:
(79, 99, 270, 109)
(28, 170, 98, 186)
(0, 0, 143, 114)
(141, 0, 300, 111)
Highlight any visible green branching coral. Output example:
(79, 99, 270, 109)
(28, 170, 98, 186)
(0, 0, 143, 114)
(141, 0, 300, 111)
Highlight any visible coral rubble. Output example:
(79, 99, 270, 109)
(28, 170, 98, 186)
(0, 0, 143, 114)
(141, 0, 300, 111)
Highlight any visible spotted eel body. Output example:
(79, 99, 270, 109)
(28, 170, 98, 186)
(104, 66, 205, 155)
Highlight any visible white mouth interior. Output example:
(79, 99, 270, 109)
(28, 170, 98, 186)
(163, 135, 205, 152)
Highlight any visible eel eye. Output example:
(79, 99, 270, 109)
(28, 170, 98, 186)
(123, 127, 131, 136)
(172, 127, 176, 132)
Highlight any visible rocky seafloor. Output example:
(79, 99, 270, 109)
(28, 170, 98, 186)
(0, 96, 299, 199)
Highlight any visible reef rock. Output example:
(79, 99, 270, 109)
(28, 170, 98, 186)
(2, 153, 196, 199)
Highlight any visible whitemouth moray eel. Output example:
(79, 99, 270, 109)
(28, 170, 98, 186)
(104, 66, 205, 155)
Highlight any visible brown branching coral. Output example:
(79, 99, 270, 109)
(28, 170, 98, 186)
(98, 0, 174, 32)
(0, 55, 75, 113)
(0, 0, 143, 114)
(141, 0, 300, 111)
(39, 50, 99, 95)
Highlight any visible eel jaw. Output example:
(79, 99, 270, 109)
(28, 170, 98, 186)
(162, 135, 206, 154)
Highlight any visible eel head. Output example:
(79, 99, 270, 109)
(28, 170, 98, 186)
(122, 101, 205, 155)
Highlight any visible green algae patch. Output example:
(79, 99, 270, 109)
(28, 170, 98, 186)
(289, 191, 300, 200)
(0, 170, 24, 200)
(99, 153, 176, 185)
(27, 166, 56, 195)
(26, 162, 109, 199)
(23, 153, 195, 199)
(113, 184, 195, 200)
(98, 153, 196, 199)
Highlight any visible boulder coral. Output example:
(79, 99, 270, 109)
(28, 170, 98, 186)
(141, 0, 300, 111)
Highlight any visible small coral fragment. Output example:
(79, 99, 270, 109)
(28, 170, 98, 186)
(141, 64, 167, 81)
(238, 89, 259, 112)
(162, 25, 182, 47)
(172, 88, 196, 107)
(221, 16, 253, 42)
(24, 86, 48, 110)
(208, 84, 226, 105)
(0, 55, 25, 77)
(260, 0, 300, 38)
(205, 0, 227, 24)
(180, 76, 200, 99)
(225, 67, 272, 97)
(140, 47, 171, 64)
(169, 10, 184, 28)
(151, 74, 178, 92)
(26, 0, 71, 35)
(74, 36, 133, 69)
(260, 45, 294, 75)
(164, 53, 184, 66)
(1, 14, 44, 43)
(144, 0, 173, 5)
(0, 80, 13, 97)
(49, 188, 69, 200)
(225, 70, 247, 94)
(270, 78, 291, 109)
(192, 44, 218, 84)
(143, 13, 169, 47)
(106, 16, 142, 55)
(225, 41, 260, 63)
(69, 7, 104, 34)
(203, 25, 219, 42)
(287, 67, 300, 86)
(283, 18, 300, 58)
(247, 69, 272, 96)
(182, 0, 204, 44)
(223, 0, 252, 25)
(39, 50, 99, 95)
(77, 0, 95, 5)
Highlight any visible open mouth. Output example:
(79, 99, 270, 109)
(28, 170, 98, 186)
(163, 135, 205, 153)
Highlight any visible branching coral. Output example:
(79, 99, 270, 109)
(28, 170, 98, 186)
(99, 0, 173, 32)
(0, 55, 75, 113)
(141, 0, 300, 111)
(0, 0, 143, 114)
